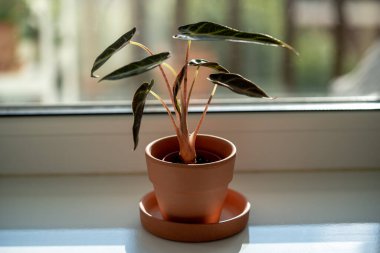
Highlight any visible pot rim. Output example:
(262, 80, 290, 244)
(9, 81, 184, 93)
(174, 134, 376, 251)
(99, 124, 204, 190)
(145, 134, 236, 168)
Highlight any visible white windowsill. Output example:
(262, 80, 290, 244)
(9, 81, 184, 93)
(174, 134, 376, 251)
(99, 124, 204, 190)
(0, 170, 379, 252)
(1, 170, 379, 228)
(2, 105, 379, 252)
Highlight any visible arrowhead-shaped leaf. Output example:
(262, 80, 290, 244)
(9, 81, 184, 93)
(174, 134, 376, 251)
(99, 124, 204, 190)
(99, 52, 170, 81)
(208, 73, 271, 98)
(172, 64, 187, 114)
(188, 59, 229, 73)
(174, 21, 297, 54)
(132, 80, 154, 150)
(91, 27, 136, 78)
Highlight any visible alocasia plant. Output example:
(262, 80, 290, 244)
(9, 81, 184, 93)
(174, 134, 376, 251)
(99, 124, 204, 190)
(91, 21, 297, 164)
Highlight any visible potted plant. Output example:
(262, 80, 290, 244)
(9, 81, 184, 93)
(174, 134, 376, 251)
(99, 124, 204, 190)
(91, 21, 296, 241)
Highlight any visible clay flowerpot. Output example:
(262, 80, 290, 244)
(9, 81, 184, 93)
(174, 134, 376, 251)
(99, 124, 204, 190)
(145, 134, 236, 224)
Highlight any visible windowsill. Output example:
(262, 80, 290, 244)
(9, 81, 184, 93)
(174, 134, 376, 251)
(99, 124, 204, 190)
(1, 170, 379, 252)
(1, 170, 379, 229)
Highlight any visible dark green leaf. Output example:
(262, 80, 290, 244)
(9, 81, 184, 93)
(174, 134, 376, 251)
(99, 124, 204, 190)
(172, 64, 187, 114)
(132, 80, 154, 150)
(91, 27, 136, 78)
(174, 21, 297, 54)
(188, 59, 229, 73)
(208, 73, 271, 98)
(99, 52, 170, 81)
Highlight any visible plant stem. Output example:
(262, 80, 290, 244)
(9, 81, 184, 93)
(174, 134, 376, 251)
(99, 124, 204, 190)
(176, 40, 197, 164)
(149, 90, 180, 136)
(187, 66, 200, 104)
(130, 41, 176, 75)
(162, 63, 177, 77)
(130, 41, 179, 118)
(193, 84, 218, 137)
(182, 40, 191, 114)
(180, 40, 191, 135)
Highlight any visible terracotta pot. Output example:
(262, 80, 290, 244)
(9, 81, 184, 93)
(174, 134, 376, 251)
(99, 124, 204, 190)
(145, 134, 236, 224)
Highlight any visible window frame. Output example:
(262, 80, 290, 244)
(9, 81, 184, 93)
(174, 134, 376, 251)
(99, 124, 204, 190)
(1, 101, 379, 176)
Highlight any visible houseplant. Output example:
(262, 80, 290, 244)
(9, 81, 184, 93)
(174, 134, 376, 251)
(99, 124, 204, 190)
(91, 21, 296, 240)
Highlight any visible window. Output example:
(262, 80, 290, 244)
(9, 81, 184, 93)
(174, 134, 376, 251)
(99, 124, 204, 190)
(0, 0, 379, 104)
(0, 0, 379, 175)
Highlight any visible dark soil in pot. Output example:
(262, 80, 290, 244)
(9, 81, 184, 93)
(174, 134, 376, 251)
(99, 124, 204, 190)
(163, 150, 221, 164)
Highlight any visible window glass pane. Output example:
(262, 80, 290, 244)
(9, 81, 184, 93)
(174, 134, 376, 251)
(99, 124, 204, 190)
(0, 0, 379, 106)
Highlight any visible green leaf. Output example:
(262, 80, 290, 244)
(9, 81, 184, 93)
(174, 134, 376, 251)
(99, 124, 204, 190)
(132, 80, 154, 150)
(174, 21, 297, 54)
(207, 73, 271, 98)
(188, 59, 229, 73)
(91, 27, 136, 78)
(99, 52, 170, 81)
(172, 64, 187, 114)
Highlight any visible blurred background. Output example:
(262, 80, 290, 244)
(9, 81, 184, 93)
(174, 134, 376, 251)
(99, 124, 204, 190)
(0, 0, 379, 105)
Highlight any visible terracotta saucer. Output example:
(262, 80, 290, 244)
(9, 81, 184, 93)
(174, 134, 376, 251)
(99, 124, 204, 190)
(139, 189, 250, 242)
